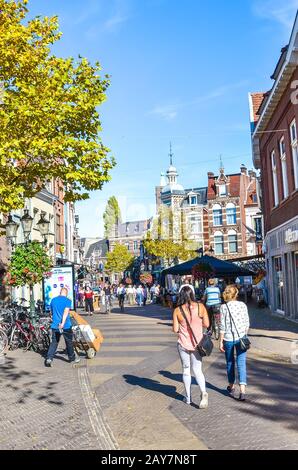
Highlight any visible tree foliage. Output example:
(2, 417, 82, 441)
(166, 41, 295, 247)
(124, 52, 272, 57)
(0, 0, 115, 212)
(4, 241, 52, 287)
(103, 196, 121, 238)
(104, 243, 134, 275)
(143, 237, 193, 268)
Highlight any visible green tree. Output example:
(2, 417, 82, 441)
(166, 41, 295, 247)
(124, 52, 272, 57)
(143, 237, 193, 268)
(103, 196, 121, 238)
(0, 0, 115, 213)
(105, 244, 134, 276)
(5, 241, 52, 319)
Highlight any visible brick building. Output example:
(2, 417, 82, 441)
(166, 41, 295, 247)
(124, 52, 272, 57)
(207, 164, 261, 259)
(250, 12, 298, 320)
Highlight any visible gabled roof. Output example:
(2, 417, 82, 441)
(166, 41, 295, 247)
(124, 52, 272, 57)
(208, 173, 241, 199)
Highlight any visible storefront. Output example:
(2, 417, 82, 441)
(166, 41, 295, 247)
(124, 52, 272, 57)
(265, 217, 298, 320)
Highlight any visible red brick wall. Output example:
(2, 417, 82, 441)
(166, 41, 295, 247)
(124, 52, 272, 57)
(259, 68, 298, 233)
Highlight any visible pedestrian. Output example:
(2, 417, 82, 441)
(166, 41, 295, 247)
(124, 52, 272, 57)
(103, 283, 112, 313)
(99, 286, 106, 312)
(143, 285, 148, 306)
(45, 288, 80, 367)
(117, 283, 126, 312)
(150, 284, 156, 303)
(84, 285, 94, 316)
(219, 285, 250, 401)
(172, 286, 210, 408)
(136, 285, 144, 306)
(127, 285, 135, 305)
(202, 278, 222, 331)
(78, 286, 84, 308)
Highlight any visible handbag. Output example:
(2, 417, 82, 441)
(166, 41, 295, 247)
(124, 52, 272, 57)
(225, 302, 251, 352)
(179, 306, 213, 357)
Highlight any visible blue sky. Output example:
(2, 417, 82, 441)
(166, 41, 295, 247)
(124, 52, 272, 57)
(28, 0, 298, 237)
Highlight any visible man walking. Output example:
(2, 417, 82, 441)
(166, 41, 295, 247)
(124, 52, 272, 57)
(45, 287, 79, 367)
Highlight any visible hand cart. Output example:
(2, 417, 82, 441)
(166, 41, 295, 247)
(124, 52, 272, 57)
(70, 311, 104, 359)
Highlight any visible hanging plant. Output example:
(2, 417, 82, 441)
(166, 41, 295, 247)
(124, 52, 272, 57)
(139, 272, 153, 285)
(192, 263, 215, 280)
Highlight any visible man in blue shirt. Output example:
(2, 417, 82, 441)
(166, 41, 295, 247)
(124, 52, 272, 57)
(202, 279, 222, 333)
(45, 288, 79, 367)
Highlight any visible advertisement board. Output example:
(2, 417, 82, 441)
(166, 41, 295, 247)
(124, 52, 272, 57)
(43, 265, 75, 311)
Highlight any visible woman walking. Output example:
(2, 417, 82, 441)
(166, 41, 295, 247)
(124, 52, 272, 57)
(84, 286, 94, 316)
(173, 286, 210, 409)
(219, 285, 250, 401)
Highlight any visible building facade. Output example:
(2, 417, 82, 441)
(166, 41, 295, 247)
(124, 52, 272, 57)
(155, 156, 209, 251)
(250, 13, 298, 320)
(109, 219, 152, 257)
(207, 164, 261, 259)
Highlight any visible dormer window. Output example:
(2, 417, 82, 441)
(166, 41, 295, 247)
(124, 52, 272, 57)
(190, 195, 197, 206)
(219, 184, 227, 197)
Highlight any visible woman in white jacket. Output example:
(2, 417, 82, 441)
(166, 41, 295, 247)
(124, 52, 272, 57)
(219, 285, 250, 401)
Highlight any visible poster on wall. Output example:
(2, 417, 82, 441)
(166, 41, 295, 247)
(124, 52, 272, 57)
(43, 265, 75, 311)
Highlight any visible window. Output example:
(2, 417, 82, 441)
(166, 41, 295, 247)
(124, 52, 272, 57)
(214, 231, 224, 255)
(271, 151, 279, 207)
(189, 215, 202, 234)
(133, 241, 138, 251)
(134, 223, 140, 233)
(290, 120, 298, 189)
(228, 230, 238, 253)
(218, 184, 227, 197)
(290, 120, 297, 144)
(279, 137, 288, 199)
(273, 256, 284, 312)
(213, 204, 223, 226)
(190, 196, 197, 205)
(226, 203, 236, 225)
(125, 242, 130, 251)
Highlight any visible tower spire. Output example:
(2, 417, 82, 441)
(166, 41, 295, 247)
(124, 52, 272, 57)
(219, 154, 224, 173)
(169, 142, 173, 166)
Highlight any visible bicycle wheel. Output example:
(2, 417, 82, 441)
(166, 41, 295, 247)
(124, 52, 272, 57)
(0, 329, 8, 354)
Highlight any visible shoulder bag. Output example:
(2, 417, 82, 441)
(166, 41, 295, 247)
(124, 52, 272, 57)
(179, 305, 213, 357)
(225, 302, 251, 352)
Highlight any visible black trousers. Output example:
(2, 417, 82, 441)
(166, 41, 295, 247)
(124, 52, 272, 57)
(47, 329, 75, 361)
(85, 298, 94, 313)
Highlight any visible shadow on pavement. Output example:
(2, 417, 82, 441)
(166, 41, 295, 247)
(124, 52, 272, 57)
(112, 303, 173, 322)
(0, 355, 64, 407)
(209, 356, 298, 433)
(123, 374, 184, 402)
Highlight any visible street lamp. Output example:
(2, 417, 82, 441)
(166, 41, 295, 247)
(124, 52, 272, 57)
(5, 214, 19, 246)
(20, 209, 34, 242)
(36, 213, 50, 244)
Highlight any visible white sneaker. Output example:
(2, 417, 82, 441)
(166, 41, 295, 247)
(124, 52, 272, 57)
(199, 392, 208, 409)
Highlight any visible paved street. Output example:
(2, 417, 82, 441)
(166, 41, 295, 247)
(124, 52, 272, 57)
(0, 301, 297, 450)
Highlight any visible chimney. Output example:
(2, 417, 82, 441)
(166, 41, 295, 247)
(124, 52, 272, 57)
(207, 172, 214, 178)
(240, 164, 247, 175)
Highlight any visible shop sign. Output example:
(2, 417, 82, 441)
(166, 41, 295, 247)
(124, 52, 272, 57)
(285, 229, 298, 244)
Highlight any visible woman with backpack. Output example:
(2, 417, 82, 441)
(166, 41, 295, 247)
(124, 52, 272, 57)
(172, 286, 210, 409)
(219, 285, 250, 401)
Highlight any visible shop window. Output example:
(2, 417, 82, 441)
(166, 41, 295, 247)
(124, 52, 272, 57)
(273, 256, 284, 313)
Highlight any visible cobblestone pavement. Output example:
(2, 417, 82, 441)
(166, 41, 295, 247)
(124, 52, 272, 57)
(0, 347, 117, 450)
(1, 302, 297, 450)
(87, 301, 298, 450)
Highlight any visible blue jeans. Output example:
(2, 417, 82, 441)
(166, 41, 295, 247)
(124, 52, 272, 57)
(224, 340, 247, 386)
(47, 329, 75, 362)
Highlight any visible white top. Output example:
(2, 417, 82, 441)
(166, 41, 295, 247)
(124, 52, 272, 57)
(220, 301, 250, 341)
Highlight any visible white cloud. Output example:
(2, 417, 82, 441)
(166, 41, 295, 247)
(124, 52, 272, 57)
(148, 80, 249, 121)
(149, 105, 178, 120)
(104, 15, 129, 32)
(253, 0, 298, 31)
